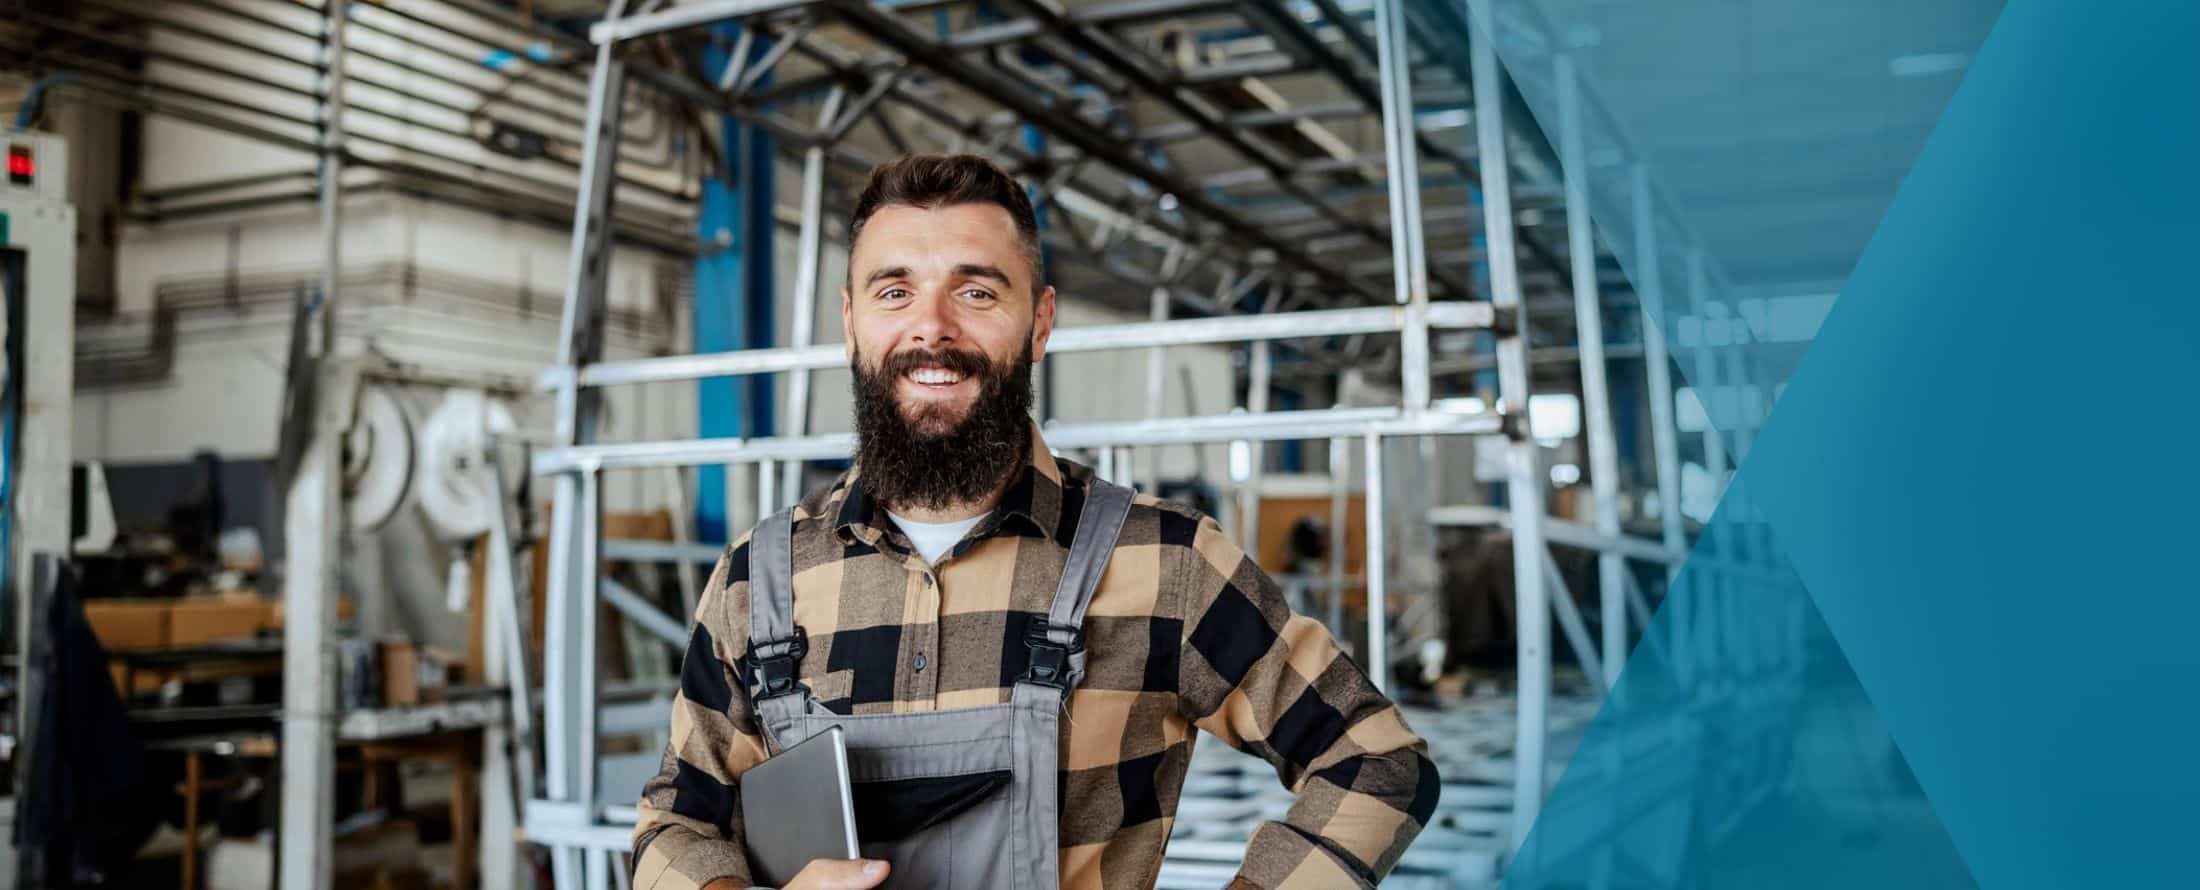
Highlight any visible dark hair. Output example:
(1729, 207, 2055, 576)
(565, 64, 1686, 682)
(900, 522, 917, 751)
(849, 153, 1044, 293)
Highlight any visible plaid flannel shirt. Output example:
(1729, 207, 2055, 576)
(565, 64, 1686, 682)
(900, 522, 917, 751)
(633, 422, 1439, 889)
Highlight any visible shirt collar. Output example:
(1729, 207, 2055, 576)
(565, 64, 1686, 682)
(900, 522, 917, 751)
(832, 419, 1066, 546)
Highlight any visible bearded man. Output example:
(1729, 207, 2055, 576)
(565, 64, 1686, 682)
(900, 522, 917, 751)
(633, 153, 1438, 890)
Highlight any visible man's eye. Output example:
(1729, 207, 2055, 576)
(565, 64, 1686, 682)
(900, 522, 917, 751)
(880, 288, 911, 301)
(961, 289, 996, 302)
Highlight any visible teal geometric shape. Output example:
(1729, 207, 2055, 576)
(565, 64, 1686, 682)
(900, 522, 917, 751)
(1453, 0, 2020, 885)
(1501, 476, 1976, 890)
(1732, 1, 2200, 887)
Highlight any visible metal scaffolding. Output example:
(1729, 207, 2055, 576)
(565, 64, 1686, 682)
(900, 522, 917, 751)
(508, 0, 1740, 884)
(0, 0, 1800, 884)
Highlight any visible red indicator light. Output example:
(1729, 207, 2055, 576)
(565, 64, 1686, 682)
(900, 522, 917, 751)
(5, 147, 29, 182)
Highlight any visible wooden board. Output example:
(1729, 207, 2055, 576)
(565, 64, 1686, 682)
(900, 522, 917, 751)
(1253, 495, 1367, 610)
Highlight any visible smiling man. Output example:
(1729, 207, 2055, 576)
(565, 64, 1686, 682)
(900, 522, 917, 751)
(633, 154, 1438, 890)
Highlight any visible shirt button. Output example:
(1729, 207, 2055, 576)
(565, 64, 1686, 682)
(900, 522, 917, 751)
(912, 653, 927, 672)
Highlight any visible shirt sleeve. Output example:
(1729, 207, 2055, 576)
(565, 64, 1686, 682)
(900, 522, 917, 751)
(632, 533, 773, 890)
(1169, 511, 1442, 890)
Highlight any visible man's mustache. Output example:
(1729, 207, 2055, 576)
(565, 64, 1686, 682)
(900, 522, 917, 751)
(867, 346, 996, 380)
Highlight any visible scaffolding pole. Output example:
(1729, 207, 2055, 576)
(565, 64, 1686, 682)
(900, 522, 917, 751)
(1328, 435, 1351, 649)
(1364, 433, 1388, 693)
(1556, 57, 1629, 692)
(1685, 248, 1728, 691)
(1634, 165, 1689, 685)
(277, 2, 347, 885)
(1468, 0, 1553, 853)
(778, 88, 840, 509)
(1376, 0, 1432, 414)
(542, 11, 628, 886)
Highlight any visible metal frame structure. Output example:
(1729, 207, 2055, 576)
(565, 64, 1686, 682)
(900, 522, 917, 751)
(1421, 1, 1807, 870)
(0, 0, 1803, 885)
(509, 0, 1766, 884)
(516, 2, 1534, 884)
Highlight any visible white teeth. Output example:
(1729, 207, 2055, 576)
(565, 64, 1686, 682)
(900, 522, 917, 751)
(907, 367, 964, 385)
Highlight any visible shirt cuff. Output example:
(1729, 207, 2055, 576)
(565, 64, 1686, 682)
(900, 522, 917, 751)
(1230, 821, 1378, 890)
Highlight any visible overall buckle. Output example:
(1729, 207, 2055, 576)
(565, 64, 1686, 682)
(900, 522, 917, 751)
(743, 626, 809, 700)
(1021, 620, 1084, 690)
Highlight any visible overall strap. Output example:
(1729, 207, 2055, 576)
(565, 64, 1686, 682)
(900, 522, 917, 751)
(742, 508, 812, 732)
(1017, 476, 1135, 699)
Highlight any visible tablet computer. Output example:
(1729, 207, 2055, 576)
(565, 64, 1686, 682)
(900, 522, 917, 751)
(740, 726, 861, 886)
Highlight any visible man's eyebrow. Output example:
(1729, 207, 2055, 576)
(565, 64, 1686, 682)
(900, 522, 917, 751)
(953, 263, 1015, 288)
(861, 265, 910, 289)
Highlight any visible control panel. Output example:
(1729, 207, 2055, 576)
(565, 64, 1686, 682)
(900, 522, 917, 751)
(1, 129, 69, 205)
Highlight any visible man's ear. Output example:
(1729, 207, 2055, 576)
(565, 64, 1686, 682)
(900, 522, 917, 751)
(841, 287, 855, 363)
(1030, 285, 1057, 363)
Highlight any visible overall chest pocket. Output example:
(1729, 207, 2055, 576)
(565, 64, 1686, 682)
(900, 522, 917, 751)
(856, 768, 1015, 888)
(817, 712, 1024, 889)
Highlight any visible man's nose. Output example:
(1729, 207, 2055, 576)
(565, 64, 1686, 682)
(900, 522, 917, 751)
(905, 290, 960, 346)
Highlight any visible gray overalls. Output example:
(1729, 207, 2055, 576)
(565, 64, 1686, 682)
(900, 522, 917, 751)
(740, 478, 1134, 889)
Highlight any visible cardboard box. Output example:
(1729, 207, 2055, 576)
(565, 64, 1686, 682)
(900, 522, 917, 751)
(83, 599, 172, 651)
(377, 641, 457, 707)
(169, 597, 270, 647)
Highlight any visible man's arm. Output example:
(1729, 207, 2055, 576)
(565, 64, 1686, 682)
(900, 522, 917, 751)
(1170, 512, 1442, 890)
(633, 537, 772, 889)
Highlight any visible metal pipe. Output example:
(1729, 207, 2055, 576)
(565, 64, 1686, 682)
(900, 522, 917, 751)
(1685, 248, 1727, 691)
(1241, 336, 1273, 552)
(1539, 549, 1607, 697)
(601, 578, 687, 648)
(1469, 0, 1552, 850)
(1145, 245, 1185, 495)
(1363, 434, 1387, 692)
(316, 0, 349, 365)
(1328, 435, 1350, 648)
(484, 448, 539, 810)
(780, 93, 836, 507)
(1374, 0, 1431, 412)
(1634, 166, 1688, 686)
(758, 458, 779, 519)
(591, 0, 820, 43)
(543, 19, 627, 885)
(278, 6, 347, 885)
(576, 467, 606, 854)
(531, 407, 1505, 473)
(662, 467, 703, 620)
(546, 302, 1498, 389)
(1425, 506, 1681, 564)
(833, 0, 1393, 305)
(1558, 57, 1628, 692)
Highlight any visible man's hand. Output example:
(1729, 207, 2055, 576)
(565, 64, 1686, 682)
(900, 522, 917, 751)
(703, 859, 890, 890)
(783, 858, 890, 889)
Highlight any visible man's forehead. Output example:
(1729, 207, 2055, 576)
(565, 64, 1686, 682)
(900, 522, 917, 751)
(851, 203, 1027, 270)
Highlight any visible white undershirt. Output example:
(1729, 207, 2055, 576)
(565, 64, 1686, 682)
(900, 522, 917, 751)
(884, 509, 987, 566)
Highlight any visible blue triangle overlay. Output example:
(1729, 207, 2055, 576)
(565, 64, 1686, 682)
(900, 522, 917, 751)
(1436, 0, 2028, 886)
(1501, 474, 1977, 889)
(1470, 0, 2200, 887)
(1727, 2, 2200, 887)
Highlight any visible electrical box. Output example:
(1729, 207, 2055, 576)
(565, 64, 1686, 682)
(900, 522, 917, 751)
(1, 129, 68, 205)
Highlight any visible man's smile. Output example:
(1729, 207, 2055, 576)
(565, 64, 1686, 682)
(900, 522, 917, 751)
(896, 361, 977, 403)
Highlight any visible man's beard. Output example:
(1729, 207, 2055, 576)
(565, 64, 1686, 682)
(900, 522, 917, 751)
(851, 341, 1035, 512)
